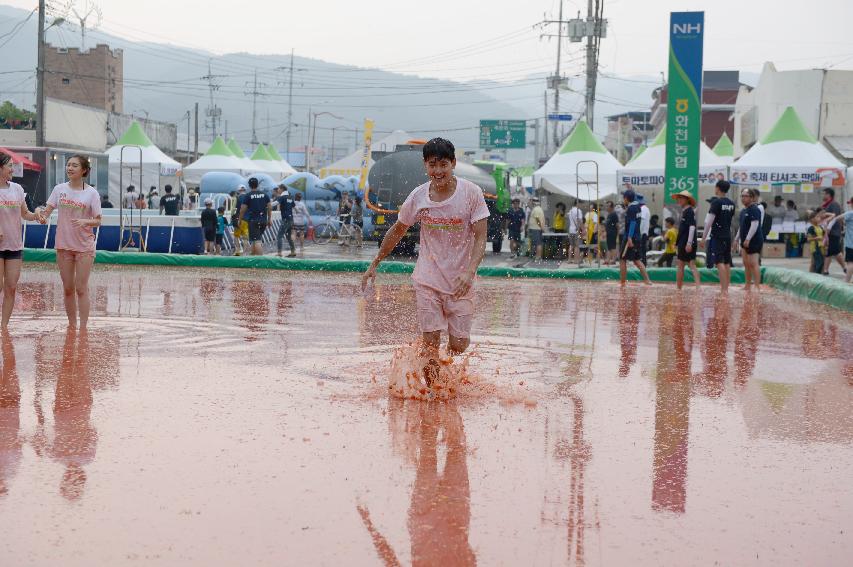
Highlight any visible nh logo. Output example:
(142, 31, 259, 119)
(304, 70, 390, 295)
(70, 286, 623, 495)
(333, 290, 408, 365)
(673, 23, 702, 34)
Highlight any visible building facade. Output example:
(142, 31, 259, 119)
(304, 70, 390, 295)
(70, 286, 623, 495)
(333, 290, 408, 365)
(605, 111, 653, 163)
(45, 43, 123, 113)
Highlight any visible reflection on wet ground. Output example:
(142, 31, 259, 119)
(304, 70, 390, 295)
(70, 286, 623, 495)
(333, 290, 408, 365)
(1, 264, 852, 566)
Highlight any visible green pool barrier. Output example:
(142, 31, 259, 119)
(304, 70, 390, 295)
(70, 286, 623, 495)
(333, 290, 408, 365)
(21, 249, 851, 312)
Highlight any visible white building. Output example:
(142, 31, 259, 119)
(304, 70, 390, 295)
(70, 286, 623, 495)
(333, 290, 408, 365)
(733, 62, 853, 164)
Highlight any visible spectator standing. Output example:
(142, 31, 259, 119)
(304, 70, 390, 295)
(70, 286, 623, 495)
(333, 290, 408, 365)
(100, 194, 113, 209)
(527, 197, 546, 262)
(276, 185, 296, 258)
(238, 177, 271, 256)
(291, 192, 311, 255)
(200, 198, 217, 255)
(123, 186, 138, 209)
(768, 195, 787, 226)
(159, 185, 181, 216)
(604, 201, 619, 265)
(735, 188, 764, 291)
(638, 194, 651, 265)
(506, 198, 525, 258)
(338, 192, 352, 224)
(820, 187, 845, 276)
(231, 185, 249, 256)
(215, 206, 226, 255)
(585, 204, 599, 262)
(657, 218, 677, 267)
(672, 190, 701, 290)
(351, 196, 364, 248)
(148, 189, 160, 210)
(552, 202, 566, 259)
(134, 192, 147, 210)
(619, 189, 652, 286)
(702, 180, 736, 292)
(567, 200, 584, 266)
(805, 211, 826, 274)
(784, 200, 799, 223)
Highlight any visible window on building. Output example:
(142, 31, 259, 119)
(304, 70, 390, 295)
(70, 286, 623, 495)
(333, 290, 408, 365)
(61, 78, 70, 85)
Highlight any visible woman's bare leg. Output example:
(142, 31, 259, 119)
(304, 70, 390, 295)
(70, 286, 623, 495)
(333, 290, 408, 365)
(74, 254, 95, 330)
(1, 259, 22, 329)
(57, 251, 78, 328)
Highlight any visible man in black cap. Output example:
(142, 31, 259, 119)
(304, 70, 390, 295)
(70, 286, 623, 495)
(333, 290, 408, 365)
(619, 189, 651, 286)
(702, 180, 736, 292)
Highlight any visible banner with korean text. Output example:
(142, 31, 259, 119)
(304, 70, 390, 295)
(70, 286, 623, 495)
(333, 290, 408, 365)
(664, 12, 704, 203)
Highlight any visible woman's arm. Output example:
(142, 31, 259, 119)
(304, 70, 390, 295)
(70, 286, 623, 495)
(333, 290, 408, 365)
(20, 201, 38, 221)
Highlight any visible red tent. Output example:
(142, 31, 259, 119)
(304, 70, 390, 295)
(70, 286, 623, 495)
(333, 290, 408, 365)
(0, 147, 42, 172)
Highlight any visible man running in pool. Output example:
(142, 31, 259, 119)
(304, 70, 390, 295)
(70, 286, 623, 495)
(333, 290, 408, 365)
(362, 138, 489, 387)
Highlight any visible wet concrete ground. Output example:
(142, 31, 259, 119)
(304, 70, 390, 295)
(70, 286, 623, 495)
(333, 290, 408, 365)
(1, 264, 851, 566)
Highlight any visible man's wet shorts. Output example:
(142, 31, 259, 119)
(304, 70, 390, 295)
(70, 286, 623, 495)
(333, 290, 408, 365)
(414, 283, 474, 340)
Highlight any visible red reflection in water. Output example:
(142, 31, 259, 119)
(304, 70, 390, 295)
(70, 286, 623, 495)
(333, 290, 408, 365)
(617, 291, 641, 378)
(0, 334, 20, 497)
(697, 295, 730, 398)
(734, 296, 760, 388)
(231, 280, 270, 342)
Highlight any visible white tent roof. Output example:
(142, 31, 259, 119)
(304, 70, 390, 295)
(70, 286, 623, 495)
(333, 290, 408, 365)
(730, 107, 846, 189)
(107, 121, 181, 203)
(183, 137, 245, 184)
(319, 129, 413, 178)
(533, 120, 622, 200)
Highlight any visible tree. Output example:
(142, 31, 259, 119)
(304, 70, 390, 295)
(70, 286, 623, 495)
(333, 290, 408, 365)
(0, 101, 36, 129)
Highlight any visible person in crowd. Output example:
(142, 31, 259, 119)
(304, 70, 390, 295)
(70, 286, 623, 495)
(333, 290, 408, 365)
(672, 190, 701, 290)
(338, 192, 352, 225)
(735, 188, 764, 291)
(567, 199, 584, 266)
(585, 204, 599, 263)
(148, 187, 160, 210)
(805, 210, 826, 274)
(702, 180, 736, 293)
(276, 185, 296, 258)
(0, 153, 41, 328)
(604, 200, 619, 265)
(351, 196, 364, 248)
(231, 185, 249, 256)
(36, 155, 102, 330)
(361, 137, 489, 393)
(552, 202, 566, 233)
(619, 189, 652, 286)
(291, 192, 311, 256)
(527, 197, 545, 262)
(768, 195, 787, 225)
(123, 185, 138, 209)
(186, 189, 198, 211)
(506, 198, 525, 258)
(657, 217, 677, 267)
(200, 198, 217, 255)
(134, 191, 147, 210)
(819, 187, 846, 276)
(159, 184, 181, 216)
(100, 194, 113, 209)
(648, 214, 662, 249)
(817, 196, 853, 283)
(759, 201, 772, 239)
(638, 194, 651, 265)
(784, 199, 799, 223)
(238, 177, 271, 256)
(215, 206, 227, 256)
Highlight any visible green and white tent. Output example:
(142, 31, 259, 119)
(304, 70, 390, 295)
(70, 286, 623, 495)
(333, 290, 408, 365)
(533, 120, 622, 200)
(250, 144, 285, 178)
(107, 121, 182, 205)
(627, 144, 646, 164)
(226, 138, 257, 174)
(730, 106, 846, 191)
(712, 132, 734, 164)
(265, 144, 297, 176)
(183, 136, 245, 184)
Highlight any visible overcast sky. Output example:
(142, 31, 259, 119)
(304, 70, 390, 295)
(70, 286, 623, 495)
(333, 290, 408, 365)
(6, 0, 853, 82)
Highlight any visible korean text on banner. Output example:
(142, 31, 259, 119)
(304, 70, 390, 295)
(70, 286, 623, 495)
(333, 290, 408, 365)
(358, 118, 375, 190)
(664, 12, 704, 204)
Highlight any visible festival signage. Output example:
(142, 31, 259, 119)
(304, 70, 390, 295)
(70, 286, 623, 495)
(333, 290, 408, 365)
(664, 12, 704, 204)
(479, 120, 526, 149)
(357, 118, 374, 190)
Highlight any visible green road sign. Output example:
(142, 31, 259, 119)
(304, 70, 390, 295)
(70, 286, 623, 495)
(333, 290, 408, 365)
(479, 120, 526, 149)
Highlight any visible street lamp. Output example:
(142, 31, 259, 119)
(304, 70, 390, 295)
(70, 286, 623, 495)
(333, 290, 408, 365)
(309, 110, 343, 173)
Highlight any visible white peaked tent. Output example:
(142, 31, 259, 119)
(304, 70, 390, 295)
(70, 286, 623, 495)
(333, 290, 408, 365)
(250, 145, 285, 178)
(730, 106, 846, 192)
(712, 132, 735, 165)
(265, 144, 297, 176)
(227, 138, 259, 175)
(533, 120, 621, 200)
(616, 126, 728, 215)
(107, 121, 181, 204)
(319, 130, 413, 178)
(183, 136, 245, 184)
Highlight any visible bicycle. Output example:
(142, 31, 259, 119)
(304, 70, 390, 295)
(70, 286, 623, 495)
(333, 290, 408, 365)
(313, 214, 360, 246)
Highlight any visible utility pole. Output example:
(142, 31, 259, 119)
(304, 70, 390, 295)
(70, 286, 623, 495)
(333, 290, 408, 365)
(244, 69, 267, 149)
(305, 107, 312, 172)
(533, 119, 540, 166)
(543, 91, 548, 158)
(287, 50, 294, 157)
(585, 0, 598, 129)
(354, 128, 359, 152)
(193, 102, 199, 161)
(36, 0, 46, 147)
(553, 0, 563, 149)
(202, 59, 222, 141)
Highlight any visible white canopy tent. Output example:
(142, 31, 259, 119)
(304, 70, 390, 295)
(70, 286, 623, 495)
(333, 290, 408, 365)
(265, 144, 297, 176)
(730, 107, 846, 200)
(226, 138, 259, 175)
(533, 120, 621, 201)
(183, 136, 245, 185)
(617, 126, 729, 216)
(319, 130, 413, 178)
(249, 145, 286, 178)
(107, 121, 181, 204)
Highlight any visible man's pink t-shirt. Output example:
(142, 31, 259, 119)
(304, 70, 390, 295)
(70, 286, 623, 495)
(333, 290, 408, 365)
(0, 182, 26, 251)
(47, 183, 102, 252)
(398, 177, 490, 295)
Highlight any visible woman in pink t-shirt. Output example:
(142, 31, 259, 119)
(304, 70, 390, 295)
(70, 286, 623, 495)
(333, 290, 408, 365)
(0, 152, 41, 329)
(36, 155, 102, 330)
